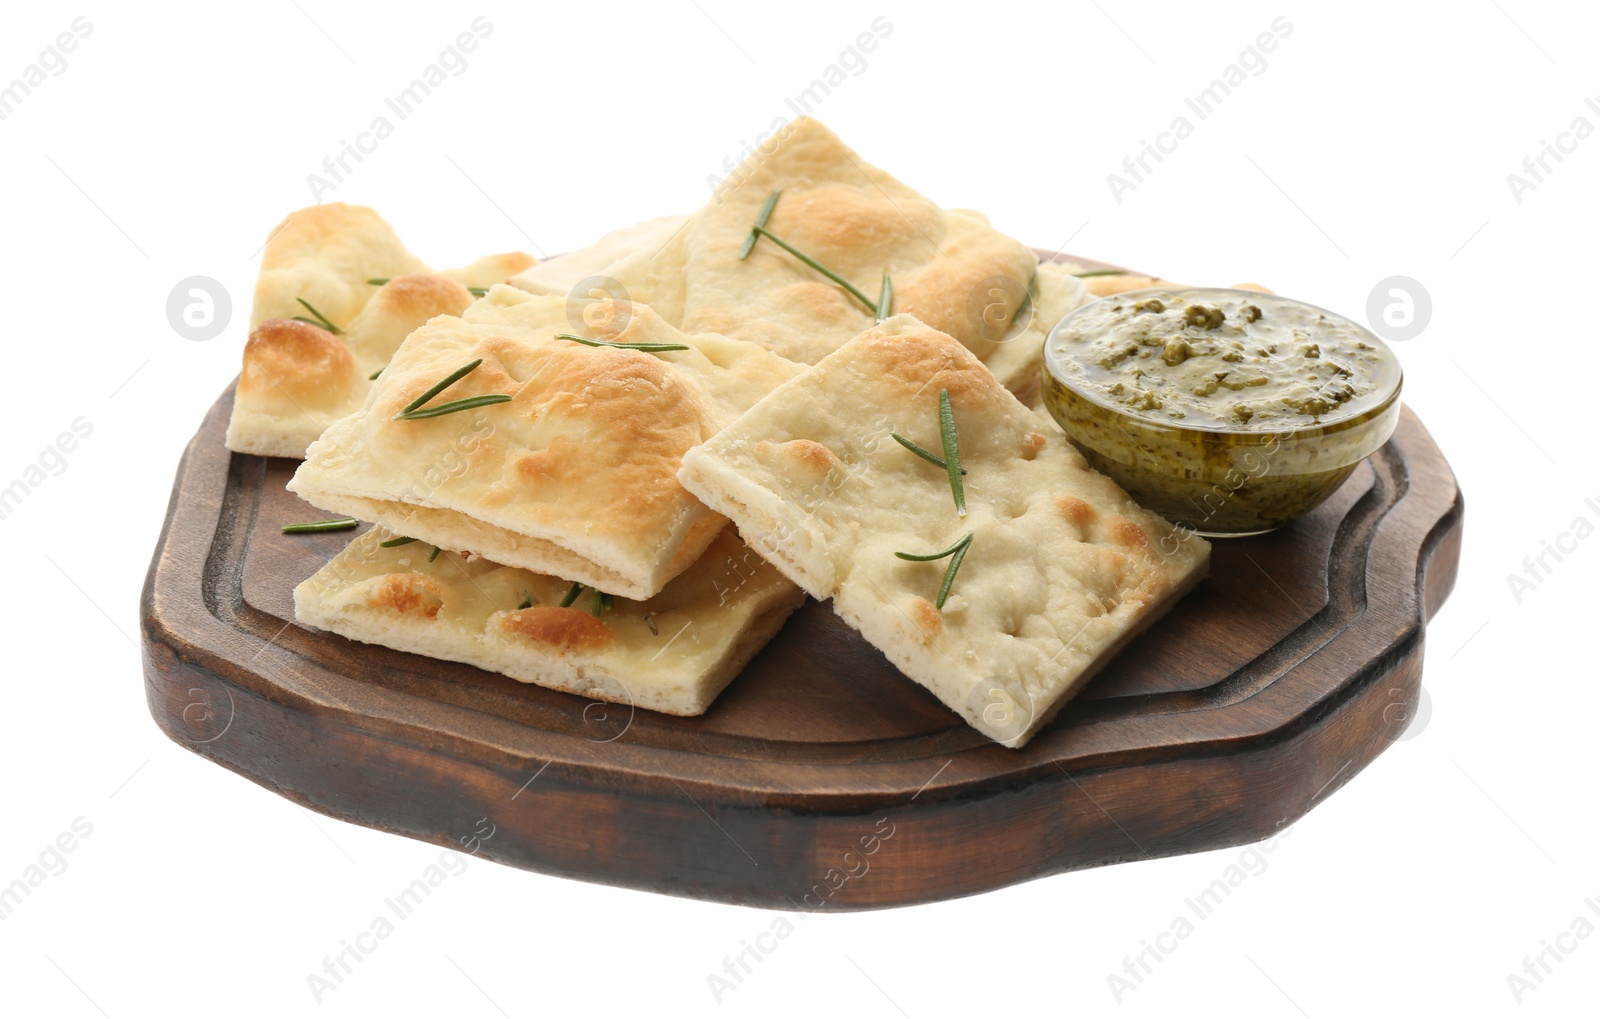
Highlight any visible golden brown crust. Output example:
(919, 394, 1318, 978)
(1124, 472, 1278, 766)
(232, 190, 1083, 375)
(499, 606, 614, 652)
(1058, 495, 1098, 529)
(366, 574, 446, 619)
(237, 319, 359, 411)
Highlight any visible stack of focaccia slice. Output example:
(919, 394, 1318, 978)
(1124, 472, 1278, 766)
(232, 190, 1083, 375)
(234, 118, 1216, 739)
(285, 288, 807, 715)
(677, 317, 1210, 746)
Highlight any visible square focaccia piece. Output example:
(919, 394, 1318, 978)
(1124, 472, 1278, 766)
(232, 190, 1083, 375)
(573, 117, 1090, 390)
(677, 315, 1210, 747)
(294, 526, 804, 716)
(288, 287, 802, 600)
(226, 202, 536, 458)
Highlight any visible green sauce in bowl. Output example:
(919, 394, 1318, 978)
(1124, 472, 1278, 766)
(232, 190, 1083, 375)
(1041, 287, 1402, 536)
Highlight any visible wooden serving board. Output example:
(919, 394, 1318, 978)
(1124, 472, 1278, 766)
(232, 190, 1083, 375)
(140, 276, 1463, 911)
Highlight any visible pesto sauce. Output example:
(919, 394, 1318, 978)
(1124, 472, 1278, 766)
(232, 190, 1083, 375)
(1049, 289, 1389, 430)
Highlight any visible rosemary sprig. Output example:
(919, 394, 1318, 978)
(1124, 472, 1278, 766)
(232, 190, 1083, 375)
(739, 189, 782, 260)
(1012, 269, 1037, 325)
(369, 276, 487, 297)
(394, 358, 513, 420)
(554, 333, 690, 353)
(428, 546, 441, 562)
(559, 582, 584, 608)
(281, 517, 358, 534)
(292, 298, 342, 334)
(379, 535, 417, 548)
(400, 358, 483, 414)
(938, 388, 966, 518)
(894, 532, 975, 610)
(750, 225, 877, 311)
(891, 433, 967, 475)
(517, 590, 533, 610)
(876, 269, 892, 323)
(1072, 268, 1127, 278)
(394, 394, 513, 420)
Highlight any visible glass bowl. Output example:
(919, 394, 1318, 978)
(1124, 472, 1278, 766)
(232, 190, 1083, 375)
(1041, 287, 1402, 537)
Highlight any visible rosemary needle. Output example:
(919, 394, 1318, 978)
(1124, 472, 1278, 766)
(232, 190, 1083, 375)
(281, 517, 358, 534)
(292, 298, 342, 334)
(739, 189, 782, 260)
(369, 277, 488, 297)
(892, 433, 967, 475)
(893, 532, 975, 611)
(401, 358, 484, 414)
(750, 226, 877, 312)
(590, 589, 614, 616)
(559, 582, 584, 608)
(379, 535, 417, 548)
(554, 333, 690, 353)
(876, 269, 893, 323)
(428, 546, 442, 562)
(1012, 269, 1037, 325)
(939, 388, 966, 517)
(936, 533, 973, 609)
(368, 367, 384, 380)
(893, 533, 972, 562)
(517, 590, 533, 610)
(1072, 268, 1127, 278)
(394, 394, 513, 420)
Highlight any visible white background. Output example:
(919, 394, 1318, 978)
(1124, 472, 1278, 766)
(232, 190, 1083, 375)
(1, 1, 1594, 1015)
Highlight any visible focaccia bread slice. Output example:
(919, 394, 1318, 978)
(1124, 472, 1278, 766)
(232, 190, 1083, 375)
(510, 215, 687, 296)
(227, 202, 536, 458)
(295, 525, 805, 716)
(288, 286, 802, 600)
(677, 315, 1210, 748)
(586, 117, 1089, 390)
